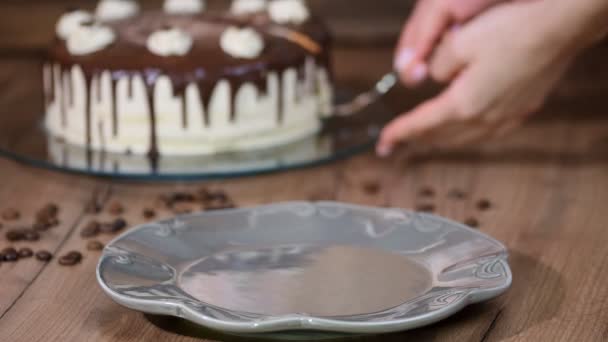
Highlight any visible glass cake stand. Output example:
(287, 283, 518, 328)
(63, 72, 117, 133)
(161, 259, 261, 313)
(0, 90, 393, 180)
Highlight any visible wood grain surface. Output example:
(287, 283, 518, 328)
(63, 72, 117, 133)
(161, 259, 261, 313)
(1, 2, 608, 341)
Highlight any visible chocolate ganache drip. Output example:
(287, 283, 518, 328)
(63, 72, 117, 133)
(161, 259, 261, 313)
(45, 9, 332, 157)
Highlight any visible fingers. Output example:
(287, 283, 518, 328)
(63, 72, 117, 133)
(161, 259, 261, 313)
(394, 0, 442, 86)
(410, 1, 452, 64)
(429, 31, 468, 83)
(376, 86, 456, 157)
(447, 0, 504, 21)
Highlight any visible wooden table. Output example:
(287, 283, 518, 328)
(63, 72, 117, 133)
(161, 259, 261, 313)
(1, 1, 608, 341)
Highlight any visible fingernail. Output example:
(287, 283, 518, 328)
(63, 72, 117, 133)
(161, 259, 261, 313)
(394, 48, 415, 72)
(376, 144, 393, 158)
(410, 63, 428, 83)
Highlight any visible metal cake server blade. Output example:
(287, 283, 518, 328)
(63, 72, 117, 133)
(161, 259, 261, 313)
(334, 72, 398, 117)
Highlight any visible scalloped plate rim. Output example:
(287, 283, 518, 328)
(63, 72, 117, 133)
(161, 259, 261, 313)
(96, 201, 512, 334)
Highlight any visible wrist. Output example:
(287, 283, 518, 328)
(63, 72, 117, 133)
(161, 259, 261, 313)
(549, 0, 608, 51)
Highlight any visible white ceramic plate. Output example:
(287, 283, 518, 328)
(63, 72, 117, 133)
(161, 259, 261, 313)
(97, 202, 511, 335)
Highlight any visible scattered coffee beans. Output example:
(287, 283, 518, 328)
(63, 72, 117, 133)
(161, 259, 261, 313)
(36, 204, 59, 224)
(197, 188, 212, 202)
(2, 248, 18, 262)
(142, 208, 156, 219)
(80, 221, 100, 238)
(108, 201, 124, 215)
(2, 208, 20, 221)
(171, 192, 196, 203)
(363, 181, 381, 195)
(35, 250, 53, 262)
(6, 229, 24, 242)
(100, 218, 127, 234)
(86, 240, 104, 251)
(23, 230, 40, 242)
(418, 187, 435, 197)
(18, 248, 33, 258)
(112, 218, 127, 231)
(58, 251, 82, 266)
(477, 199, 492, 211)
(465, 218, 480, 228)
(43, 203, 59, 216)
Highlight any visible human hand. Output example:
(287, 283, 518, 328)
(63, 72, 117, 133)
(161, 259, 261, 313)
(395, 0, 507, 85)
(377, 1, 583, 156)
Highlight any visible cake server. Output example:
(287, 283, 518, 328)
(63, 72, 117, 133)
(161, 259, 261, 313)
(334, 72, 398, 117)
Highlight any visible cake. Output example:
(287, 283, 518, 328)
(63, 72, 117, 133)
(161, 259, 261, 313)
(43, 0, 333, 157)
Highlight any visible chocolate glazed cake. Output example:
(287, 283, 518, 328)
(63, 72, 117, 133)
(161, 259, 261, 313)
(43, 0, 333, 160)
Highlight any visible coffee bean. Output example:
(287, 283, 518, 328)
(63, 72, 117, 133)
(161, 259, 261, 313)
(80, 221, 100, 238)
(197, 187, 212, 202)
(101, 218, 127, 234)
(23, 230, 40, 242)
(58, 251, 82, 266)
(43, 203, 59, 216)
(2, 248, 18, 262)
(2, 208, 20, 221)
(112, 218, 127, 231)
(142, 208, 156, 219)
(18, 248, 33, 258)
(363, 181, 381, 195)
(416, 203, 436, 213)
(35, 250, 53, 262)
(6, 229, 24, 242)
(477, 199, 492, 211)
(171, 192, 196, 203)
(419, 187, 435, 197)
(448, 189, 467, 200)
(36, 204, 59, 223)
(465, 218, 480, 228)
(86, 240, 104, 251)
(107, 201, 124, 215)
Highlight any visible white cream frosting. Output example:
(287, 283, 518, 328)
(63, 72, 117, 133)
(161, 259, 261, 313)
(95, 0, 140, 22)
(66, 25, 116, 55)
(163, 0, 205, 15)
(230, 0, 267, 15)
(56, 10, 94, 40)
(146, 28, 193, 56)
(43, 58, 333, 155)
(220, 27, 264, 59)
(268, 0, 310, 24)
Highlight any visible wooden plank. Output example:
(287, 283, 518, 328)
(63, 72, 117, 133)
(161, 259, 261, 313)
(0, 158, 99, 317)
(0, 58, 100, 317)
(0, 41, 608, 342)
(0, 162, 343, 341)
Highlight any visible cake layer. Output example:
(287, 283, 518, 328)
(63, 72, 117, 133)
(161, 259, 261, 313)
(44, 58, 332, 155)
(44, 7, 333, 156)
